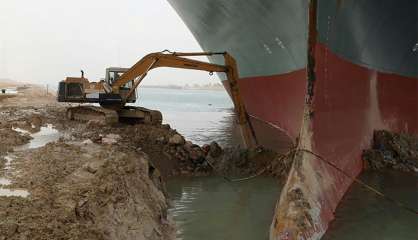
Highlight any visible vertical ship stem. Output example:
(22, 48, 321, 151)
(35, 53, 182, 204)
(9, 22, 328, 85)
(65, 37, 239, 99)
(270, 1, 326, 240)
(306, 0, 318, 104)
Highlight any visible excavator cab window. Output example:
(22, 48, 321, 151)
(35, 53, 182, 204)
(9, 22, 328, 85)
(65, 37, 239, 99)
(108, 71, 120, 85)
(106, 68, 131, 89)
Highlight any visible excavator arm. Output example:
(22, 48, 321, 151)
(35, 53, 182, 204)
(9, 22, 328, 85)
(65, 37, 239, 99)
(112, 51, 227, 94)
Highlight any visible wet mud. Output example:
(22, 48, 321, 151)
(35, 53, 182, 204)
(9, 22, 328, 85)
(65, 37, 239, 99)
(0, 106, 177, 240)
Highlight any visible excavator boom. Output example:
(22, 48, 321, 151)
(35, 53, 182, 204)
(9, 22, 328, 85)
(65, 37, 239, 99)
(112, 52, 227, 97)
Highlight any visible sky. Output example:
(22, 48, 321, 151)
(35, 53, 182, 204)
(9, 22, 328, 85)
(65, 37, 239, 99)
(0, 0, 219, 88)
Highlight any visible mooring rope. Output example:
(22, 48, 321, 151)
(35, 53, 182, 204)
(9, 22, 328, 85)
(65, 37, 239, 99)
(294, 148, 418, 215)
(205, 148, 293, 183)
(206, 147, 418, 215)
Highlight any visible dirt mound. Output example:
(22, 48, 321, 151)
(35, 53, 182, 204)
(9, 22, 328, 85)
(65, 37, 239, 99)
(1, 142, 174, 240)
(0, 106, 175, 240)
(363, 130, 418, 172)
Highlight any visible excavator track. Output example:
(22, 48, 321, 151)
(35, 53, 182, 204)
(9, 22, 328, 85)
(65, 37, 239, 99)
(66, 106, 119, 124)
(66, 105, 162, 125)
(117, 106, 162, 125)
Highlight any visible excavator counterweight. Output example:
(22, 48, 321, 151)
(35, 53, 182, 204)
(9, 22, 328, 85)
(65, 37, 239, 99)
(57, 51, 257, 148)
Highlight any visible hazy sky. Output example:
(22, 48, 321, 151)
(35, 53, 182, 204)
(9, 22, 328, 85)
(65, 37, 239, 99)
(0, 0, 219, 87)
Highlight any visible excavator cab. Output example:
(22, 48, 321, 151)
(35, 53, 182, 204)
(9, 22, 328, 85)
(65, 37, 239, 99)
(105, 67, 136, 104)
(57, 67, 137, 104)
(57, 67, 162, 125)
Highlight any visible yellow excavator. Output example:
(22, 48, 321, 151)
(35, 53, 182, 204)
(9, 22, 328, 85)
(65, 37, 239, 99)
(57, 51, 257, 147)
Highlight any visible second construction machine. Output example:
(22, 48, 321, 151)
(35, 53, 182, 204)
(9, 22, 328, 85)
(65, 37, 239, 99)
(57, 51, 257, 147)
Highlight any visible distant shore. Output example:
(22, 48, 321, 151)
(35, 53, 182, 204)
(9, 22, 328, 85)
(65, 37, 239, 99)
(0, 79, 55, 106)
(142, 83, 225, 91)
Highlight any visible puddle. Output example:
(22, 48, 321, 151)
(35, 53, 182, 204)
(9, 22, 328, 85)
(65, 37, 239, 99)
(0, 178, 11, 185)
(0, 124, 61, 198)
(15, 124, 61, 150)
(0, 188, 29, 197)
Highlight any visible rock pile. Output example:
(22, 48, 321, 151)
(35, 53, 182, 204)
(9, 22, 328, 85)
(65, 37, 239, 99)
(207, 146, 282, 179)
(362, 130, 418, 172)
(163, 134, 220, 176)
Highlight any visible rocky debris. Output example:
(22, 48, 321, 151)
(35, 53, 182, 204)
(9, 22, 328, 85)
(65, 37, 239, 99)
(168, 134, 184, 145)
(208, 141, 223, 158)
(101, 133, 121, 144)
(61, 115, 288, 179)
(9, 114, 44, 133)
(363, 130, 418, 172)
(207, 146, 286, 179)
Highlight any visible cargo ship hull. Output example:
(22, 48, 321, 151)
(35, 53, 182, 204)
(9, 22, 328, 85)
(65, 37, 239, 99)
(168, 0, 418, 239)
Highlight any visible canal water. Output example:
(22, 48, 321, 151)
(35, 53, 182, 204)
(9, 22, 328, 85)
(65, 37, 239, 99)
(134, 87, 236, 146)
(323, 170, 417, 240)
(167, 177, 280, 240)
(136, 87, 417, 240)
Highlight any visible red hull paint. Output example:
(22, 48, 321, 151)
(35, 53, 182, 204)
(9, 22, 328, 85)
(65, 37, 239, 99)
(238, 70, 307, 140)
(222, 69, 307, 151)
(225, 43, 417, 239)
(300, 43, 418, 238)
